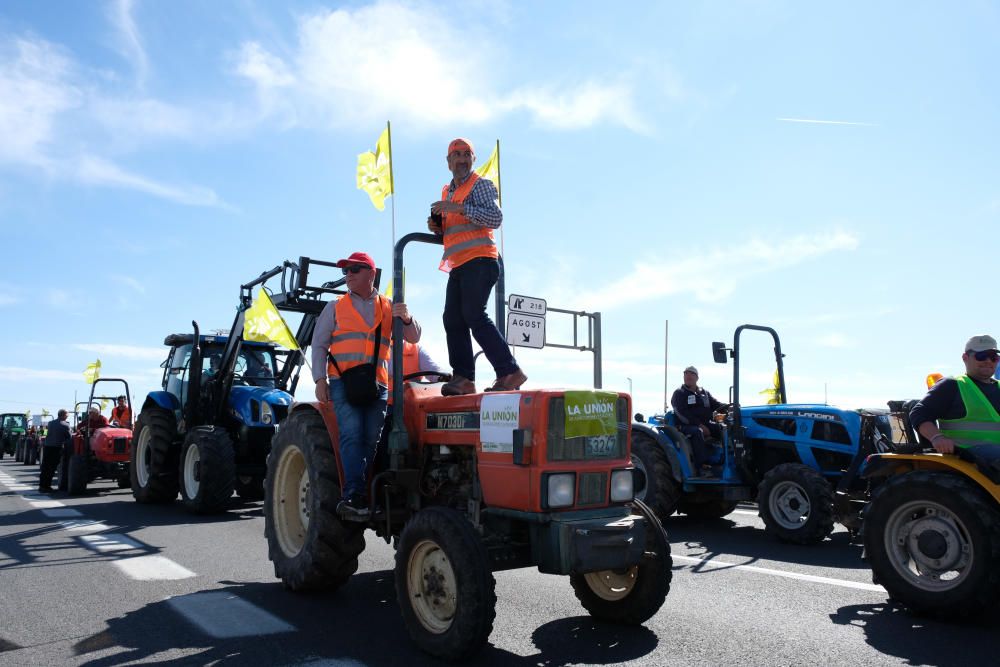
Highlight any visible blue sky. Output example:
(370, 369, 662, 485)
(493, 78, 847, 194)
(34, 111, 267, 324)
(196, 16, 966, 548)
(1, 0, 998, 418)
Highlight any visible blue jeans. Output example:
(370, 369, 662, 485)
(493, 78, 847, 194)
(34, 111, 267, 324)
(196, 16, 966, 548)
(329, 377, 388, 500)
(443, 257, 518, 380)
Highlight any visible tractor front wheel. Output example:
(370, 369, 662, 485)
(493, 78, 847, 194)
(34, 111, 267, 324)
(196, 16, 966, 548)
(631, 432, 681, 521)
(179, 427, 235, 514)
(67, 454, 88, 495)
(863, 471, 1000, 617)
(264, 409, 365, 592)
(130, 407, 179, 503)
(571, 511, 672, 625)
(758, 463, 835, 544)
(395, 506, 497, 661)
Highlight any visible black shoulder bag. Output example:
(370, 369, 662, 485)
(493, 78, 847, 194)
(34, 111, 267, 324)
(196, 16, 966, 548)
(328, 321, 382, 407)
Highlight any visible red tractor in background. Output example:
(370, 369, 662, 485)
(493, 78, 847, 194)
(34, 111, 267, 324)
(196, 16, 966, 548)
(261, 237, 672, 661)
(67, 378, 133, 494)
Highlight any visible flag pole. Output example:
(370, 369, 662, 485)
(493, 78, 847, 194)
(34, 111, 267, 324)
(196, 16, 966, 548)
(495, 139, 504, 259)
(387, 120, 396, 251)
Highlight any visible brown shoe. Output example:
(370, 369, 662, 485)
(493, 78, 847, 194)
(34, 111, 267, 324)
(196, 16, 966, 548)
(441, 376, 476, 396)
(485, 369, 527, 392)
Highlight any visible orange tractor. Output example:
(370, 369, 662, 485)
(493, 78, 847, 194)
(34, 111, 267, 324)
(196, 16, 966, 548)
(262, 237, 672, 660)
(67, 379, 133, 494)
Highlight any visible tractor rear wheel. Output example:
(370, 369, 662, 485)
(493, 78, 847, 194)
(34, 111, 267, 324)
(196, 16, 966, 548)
(131, 407, 179, 503)
(67, 454, 88, 495)
(631, 432, 681, 520)
(678, 498, 739, 519)
(571, 512, 672, 624)
(863, 471, 1000, 617)
(395, 506, 497, 661)
(179, 427, 235, 514)
(758, 463, 835, 544)
(14, 438, 23, 462)
(265, 409, 365, 592)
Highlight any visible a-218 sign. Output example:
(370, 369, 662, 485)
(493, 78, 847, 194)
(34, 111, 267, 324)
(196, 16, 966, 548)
(507, 294, 546, 349)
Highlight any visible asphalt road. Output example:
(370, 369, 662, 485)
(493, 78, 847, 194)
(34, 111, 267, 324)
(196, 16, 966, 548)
(1, 458, 997, 667)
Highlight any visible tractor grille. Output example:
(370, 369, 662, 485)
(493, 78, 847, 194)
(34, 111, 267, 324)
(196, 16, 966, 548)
(577, 472, 607, 506)
(113, 437, 128, 454)
(546, 396, 628, 461)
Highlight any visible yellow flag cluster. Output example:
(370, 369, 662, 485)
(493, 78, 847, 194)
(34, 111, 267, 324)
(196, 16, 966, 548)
(83, 359, 101, 385)
(244, 290, 300, 350)
(357, 126, 393, 211)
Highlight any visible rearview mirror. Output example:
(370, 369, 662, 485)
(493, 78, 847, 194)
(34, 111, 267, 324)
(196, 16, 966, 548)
(712, 342, 728, 364)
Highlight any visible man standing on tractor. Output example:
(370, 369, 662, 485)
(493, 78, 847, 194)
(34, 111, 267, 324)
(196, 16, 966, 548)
(310, 251, 422, 521)
(910, 334, 1000, 454)
(671, 366, 726, 476)
(110, 395, 132, 429)
(39, 409, 72, 492)
(427, 137, 526, 396)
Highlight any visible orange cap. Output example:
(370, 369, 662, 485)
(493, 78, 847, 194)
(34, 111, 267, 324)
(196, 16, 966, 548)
(447, 138, 474, 155)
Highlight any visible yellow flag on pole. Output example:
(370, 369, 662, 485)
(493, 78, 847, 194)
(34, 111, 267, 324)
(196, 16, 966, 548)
(244, 290, 300, 350)
(474, 140, 501, 200)
(83, 359, 101, 384)
(383, 268, 405, 301)
(758, 369, 781, 405)
(356, 126, 393, 211)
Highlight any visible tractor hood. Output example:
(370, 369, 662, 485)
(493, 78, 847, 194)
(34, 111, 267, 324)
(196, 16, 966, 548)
(228, 385, 292, 427)
(741, 404, 853, 422)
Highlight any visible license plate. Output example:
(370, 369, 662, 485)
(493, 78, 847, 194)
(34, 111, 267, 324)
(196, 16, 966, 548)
(585, 434, 617, 457)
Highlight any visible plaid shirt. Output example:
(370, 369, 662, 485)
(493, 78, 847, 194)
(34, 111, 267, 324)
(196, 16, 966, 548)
(447, 175, 502, 229)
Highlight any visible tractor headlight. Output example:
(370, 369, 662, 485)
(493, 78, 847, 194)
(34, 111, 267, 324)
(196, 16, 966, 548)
(261, 402, 274, 425)
(610, 468, 634, 503)
(544, 473, 576, 509)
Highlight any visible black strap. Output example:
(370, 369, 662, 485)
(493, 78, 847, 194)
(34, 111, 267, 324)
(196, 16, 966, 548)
(327, 320, 383, 376)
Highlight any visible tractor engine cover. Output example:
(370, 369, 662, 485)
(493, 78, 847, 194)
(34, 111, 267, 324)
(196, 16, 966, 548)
(90, 427, 132, 462)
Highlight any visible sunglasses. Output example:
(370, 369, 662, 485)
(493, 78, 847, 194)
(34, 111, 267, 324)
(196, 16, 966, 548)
(342, 265, 369, 275)
(968, 349, 1000, 362)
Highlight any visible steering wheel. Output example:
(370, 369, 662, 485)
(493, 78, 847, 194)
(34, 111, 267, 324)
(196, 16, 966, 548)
(402, 370, 452, 383)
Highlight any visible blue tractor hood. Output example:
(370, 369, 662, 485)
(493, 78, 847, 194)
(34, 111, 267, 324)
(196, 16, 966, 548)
(228, 385, 292, 427)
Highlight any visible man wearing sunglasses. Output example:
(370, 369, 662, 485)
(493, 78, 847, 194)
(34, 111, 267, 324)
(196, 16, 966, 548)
(310, 251, 421, 520)
(910, 335, 1000, 454)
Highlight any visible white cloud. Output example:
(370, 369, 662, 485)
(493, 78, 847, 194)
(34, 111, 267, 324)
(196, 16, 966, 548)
(0, 366, 82, 382)
(777, 117, 875, 127)
(76, 155, 230, 208)
(234, 2, 646, 132)
(110, 274, 145, 293)
(108, 0, 149, 87)
(73, 343, 166, 361)
(816, 332, 852, 349)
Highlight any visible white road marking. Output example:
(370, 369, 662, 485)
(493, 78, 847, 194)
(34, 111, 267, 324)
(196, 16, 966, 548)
(79, 533, 144, 553)
(41, 508, 83, 518)
(114, 555, 196, 581)
(732, 509, 759, 516)
(166, 591, 295, 637)
(60, 520, 112, 533)
(28, 499, 64, 509)
(673, 554, 886, 592)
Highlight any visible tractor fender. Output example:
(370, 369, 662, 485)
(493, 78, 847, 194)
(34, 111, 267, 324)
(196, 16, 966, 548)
(144, 391, 180, 412)
(632, 422, 684, 483)
(863, 453, 1000, 504)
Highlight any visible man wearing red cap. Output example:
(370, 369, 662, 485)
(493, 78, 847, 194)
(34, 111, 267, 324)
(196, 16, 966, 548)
(428, 137, 527, 395)
(311, 251, 421, 520)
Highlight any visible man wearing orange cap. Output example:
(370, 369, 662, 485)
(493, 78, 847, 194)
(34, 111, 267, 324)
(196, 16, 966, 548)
(428, 137, 526, 395)
(310, 251, 421, 520)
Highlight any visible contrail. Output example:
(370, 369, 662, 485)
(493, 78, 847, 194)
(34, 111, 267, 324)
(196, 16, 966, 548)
(777, 117, 875, 126)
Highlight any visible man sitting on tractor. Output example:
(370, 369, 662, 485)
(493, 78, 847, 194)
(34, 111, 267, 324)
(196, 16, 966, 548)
(78, 405, 109, 433)
(671, 365, 726, 476)
(110, 395, 132, 429)
(910, 334, 1000, 454)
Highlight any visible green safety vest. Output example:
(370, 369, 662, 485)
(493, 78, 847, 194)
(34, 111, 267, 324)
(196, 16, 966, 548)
(938, 375, 1000, 448)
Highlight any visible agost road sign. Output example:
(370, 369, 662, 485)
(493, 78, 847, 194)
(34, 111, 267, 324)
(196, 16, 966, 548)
(506, 312, 545, 349)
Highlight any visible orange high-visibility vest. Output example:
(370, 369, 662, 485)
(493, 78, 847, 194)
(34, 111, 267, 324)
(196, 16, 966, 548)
(326, 293, 392, 386)
(388, 341, 423, 405)
(439, 172, 498, 272)
(111, 406, 131, 426)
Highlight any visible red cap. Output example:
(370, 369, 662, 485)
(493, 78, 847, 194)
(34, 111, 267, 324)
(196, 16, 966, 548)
(447, 138, 474, 155)
(335, 251, 375, 270)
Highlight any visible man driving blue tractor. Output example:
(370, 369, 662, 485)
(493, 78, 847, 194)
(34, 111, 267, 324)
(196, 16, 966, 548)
(670, 365, 727, 477)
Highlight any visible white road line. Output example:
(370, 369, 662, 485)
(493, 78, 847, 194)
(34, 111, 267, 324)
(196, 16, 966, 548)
(115, 555, 197, 581)
(673, 554, 886, 592)
(60, 520, 112, 534)
(28, 499, 64, 509)
(166, 591, 295, 638)
(42, 508, 83, 518)
(79, 533, 144, 553)
(732, 509, 759, 516)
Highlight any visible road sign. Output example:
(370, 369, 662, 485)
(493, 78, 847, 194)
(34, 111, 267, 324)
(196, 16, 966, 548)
(508, 294, 546, 316)
(506, 312, 545, 349)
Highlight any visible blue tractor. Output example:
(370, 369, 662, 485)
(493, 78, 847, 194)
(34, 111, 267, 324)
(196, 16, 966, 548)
(130, 266, 300, 513)
(631, 324, 894, 544)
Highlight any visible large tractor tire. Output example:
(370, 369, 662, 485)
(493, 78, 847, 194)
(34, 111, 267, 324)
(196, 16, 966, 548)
(265, 409, 365, 592)
(236, 474, 266, 500)
(678, 498, 739, 519)
(395, 506, 497, 661)
(631, 432, 681, 521)
(14, 437, 24, 463)
(66, 454, 89, 495)
(758, 463, 835, 545)
(130, 407, 179, 503)
(179, 427, 235, 514)
(863, 471, 1000, 617)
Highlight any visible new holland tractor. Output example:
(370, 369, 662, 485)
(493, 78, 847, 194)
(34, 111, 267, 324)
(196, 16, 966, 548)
(130, 268, 296, 513)
(861, 403, 1000, 617)
(1, 413, 27, 459)
(66, 379, 133, 494)
(262, 238, 672, 661)
(631, 324, 895, 544)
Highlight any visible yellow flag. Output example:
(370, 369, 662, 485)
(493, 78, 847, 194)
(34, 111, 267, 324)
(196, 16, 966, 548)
(100, 399, 109, 411)
(758, 369, 781, 405)
(244, 290, 300, 350)
(474, 140, 500, 196)
(356, 126, 393, 210)
(382, 268, 404, 301)
(83, 359, 101, 384)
